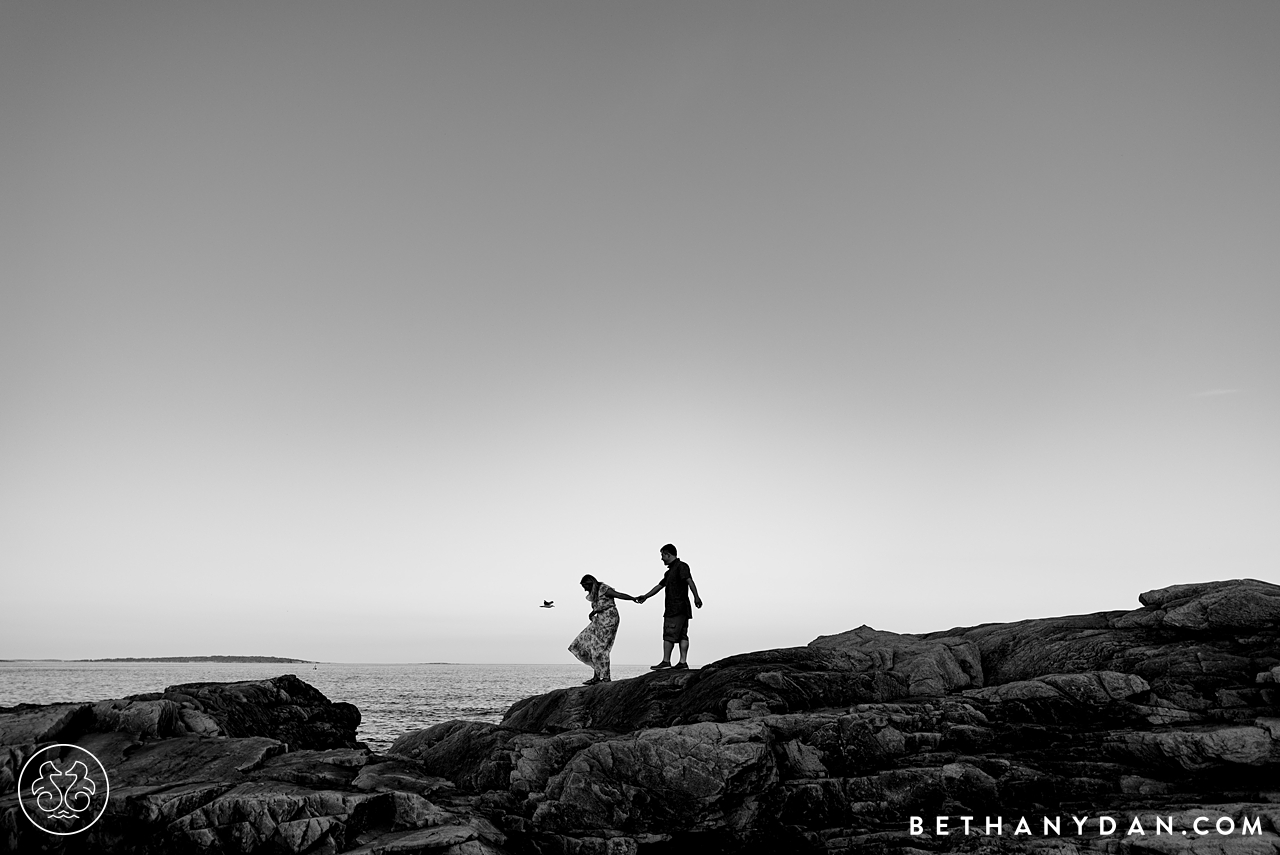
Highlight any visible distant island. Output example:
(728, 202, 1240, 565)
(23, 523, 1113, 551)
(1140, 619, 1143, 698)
(75, 655, 313, 663)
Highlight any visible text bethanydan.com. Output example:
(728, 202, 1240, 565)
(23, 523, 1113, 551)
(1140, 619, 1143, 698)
(910, 815, 1264, 838)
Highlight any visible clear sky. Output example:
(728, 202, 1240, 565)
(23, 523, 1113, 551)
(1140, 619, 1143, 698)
(2, 1, 1277, 665)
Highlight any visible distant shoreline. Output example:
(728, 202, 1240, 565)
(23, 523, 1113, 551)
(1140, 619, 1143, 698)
(0, 656, 314, 664)
(0, 660, 579, 666)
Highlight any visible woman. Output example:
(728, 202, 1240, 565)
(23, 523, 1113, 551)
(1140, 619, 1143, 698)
(568, 574, 638, 685)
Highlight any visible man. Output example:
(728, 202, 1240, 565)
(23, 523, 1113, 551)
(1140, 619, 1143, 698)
(637, 543, 703, 670)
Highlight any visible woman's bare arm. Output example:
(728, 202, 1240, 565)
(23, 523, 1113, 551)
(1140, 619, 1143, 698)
(635, 581, 664, 603)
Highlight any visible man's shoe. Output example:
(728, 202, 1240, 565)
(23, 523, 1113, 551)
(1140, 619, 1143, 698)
(583, 677, 600, 685)
(649, 662, 672, 670)
(672, 662, 689, 670)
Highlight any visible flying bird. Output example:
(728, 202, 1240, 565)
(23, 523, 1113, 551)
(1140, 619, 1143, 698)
(541, 600, 554, 608)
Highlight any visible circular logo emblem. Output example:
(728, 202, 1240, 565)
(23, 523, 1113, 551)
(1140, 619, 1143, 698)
(17, 744, 110, 836)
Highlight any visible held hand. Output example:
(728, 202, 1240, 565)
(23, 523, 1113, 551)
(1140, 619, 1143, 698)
(636, 595, 646, 604)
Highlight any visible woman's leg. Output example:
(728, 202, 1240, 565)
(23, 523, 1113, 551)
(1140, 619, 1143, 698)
(597, 614, 618, 682)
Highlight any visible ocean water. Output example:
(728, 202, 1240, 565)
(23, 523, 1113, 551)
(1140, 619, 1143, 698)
(0, 661, 651, 751)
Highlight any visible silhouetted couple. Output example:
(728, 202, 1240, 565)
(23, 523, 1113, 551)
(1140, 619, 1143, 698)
(569, 543, 704, 685)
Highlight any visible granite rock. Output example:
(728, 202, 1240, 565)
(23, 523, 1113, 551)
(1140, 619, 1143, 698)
(393, 579, 1280, 854)
(147, 673, 363, 749)
(808, 626, 984, 695)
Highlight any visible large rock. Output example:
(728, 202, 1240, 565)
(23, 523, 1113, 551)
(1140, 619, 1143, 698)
(922, 581, 1280, 703)
(963, 671, 1150, 705)
(147, 674, 363, 749)
(0, 677, 509, 855)
(922, 610, 1143, 685)
(164, 781, 393, 852)
(1108, 723, 1280, 770)
(0, 674, 358, 758)
(478, 579, 1280, 853)
(503, 647, 908, 735)
(108, 735, 288, 787)
(0, 703, 95, 796)
(389, 720, 523, 792)
(0, 702, 94, 746)
(90, 698, 186, 739)
(502, 669, 699, 733)
(808, 625, 983, 694)
(533, 720, 778, 837)
(1136, 579, 1280, 631)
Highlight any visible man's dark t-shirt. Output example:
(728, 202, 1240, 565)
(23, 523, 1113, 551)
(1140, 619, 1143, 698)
(659, 560, 693, 619)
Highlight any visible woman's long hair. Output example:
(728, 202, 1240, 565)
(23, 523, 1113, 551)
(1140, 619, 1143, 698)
(580, 574, 599, 597)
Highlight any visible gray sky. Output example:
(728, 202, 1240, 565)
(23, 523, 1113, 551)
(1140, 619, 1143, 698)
(2, 1, 1277, 664)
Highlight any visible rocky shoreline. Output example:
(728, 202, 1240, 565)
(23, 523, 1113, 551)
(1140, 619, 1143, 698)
(4, 579, 1280, 853)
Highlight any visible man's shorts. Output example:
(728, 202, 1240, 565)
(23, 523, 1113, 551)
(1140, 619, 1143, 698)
(663, 615, 690, 643)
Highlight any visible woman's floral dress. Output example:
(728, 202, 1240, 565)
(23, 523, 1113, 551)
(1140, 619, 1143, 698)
(568, 582, 620, 681)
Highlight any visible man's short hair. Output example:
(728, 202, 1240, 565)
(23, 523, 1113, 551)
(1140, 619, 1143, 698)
(660, 543, 677, 556)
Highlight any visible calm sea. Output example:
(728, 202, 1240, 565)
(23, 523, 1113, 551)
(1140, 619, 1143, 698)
(0, 661, 651, 751)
